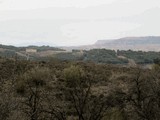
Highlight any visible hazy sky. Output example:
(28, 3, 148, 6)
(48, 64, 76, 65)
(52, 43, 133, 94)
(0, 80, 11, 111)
(0, 0, 160, 46)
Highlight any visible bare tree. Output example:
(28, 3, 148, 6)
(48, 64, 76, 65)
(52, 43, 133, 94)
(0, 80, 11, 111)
(126, 69, 157, 120)
(63, 65, 110, 120)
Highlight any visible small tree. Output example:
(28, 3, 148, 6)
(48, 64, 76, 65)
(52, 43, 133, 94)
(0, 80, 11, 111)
(125, 69, 157, 120)
(16, 67, 55, 120)
(63, 65, 110, 120)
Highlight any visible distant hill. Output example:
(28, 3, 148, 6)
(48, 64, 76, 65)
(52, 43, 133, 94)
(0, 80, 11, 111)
(0, 44, 65, 52)
(62, 36, 160, 51)
(96, 36, 160, 45)
(94, 36, 160, 51)
(0, 44, 65, 60)
(1, 43, 160, 65)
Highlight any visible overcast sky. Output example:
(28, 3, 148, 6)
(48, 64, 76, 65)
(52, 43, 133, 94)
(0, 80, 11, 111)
(0, 0, 160, 46)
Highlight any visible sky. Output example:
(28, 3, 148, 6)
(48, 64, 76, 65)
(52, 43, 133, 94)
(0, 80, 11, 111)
(0, 0, 160, 46)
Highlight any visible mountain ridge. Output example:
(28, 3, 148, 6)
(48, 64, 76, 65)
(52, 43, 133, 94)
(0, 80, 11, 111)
(92, 36, 160, 51)
(95, 36, 160, 45)
(1, 36, 160, 52)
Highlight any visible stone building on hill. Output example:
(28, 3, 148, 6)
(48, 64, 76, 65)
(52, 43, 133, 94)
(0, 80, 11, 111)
(26, 48, 37, 53)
